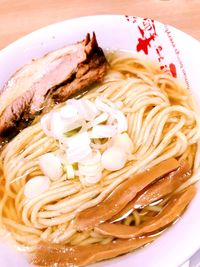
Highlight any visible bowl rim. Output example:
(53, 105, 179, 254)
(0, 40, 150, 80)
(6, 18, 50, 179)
(0, 14, 199, 56)
(0, 14, 200, 267)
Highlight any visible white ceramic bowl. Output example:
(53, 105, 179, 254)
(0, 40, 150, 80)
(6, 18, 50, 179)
(0, 15, 200, 267)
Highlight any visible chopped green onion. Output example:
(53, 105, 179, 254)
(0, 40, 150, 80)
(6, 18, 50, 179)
(64, 126, 82, 137)
(65, 164, 75, 179)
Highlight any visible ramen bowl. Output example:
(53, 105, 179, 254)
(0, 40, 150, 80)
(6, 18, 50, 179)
(0, 15, 200, 267)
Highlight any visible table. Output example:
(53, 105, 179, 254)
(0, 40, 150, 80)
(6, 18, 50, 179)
(0, 0, 200, 50)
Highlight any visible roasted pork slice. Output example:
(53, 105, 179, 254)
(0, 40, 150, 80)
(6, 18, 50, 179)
(0, 33, 108, 139)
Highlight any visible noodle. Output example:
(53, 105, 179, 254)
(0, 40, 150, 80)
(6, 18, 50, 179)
(0, 52, 200, 252)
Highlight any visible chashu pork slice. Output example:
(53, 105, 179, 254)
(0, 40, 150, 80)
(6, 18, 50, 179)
(0, 33, 108, 139)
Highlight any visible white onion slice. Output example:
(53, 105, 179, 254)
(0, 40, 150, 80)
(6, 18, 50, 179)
(85, 113, 108, 131)
(75, 100, 89, 120)
(66, 132, 91, 148)
(110, 110, 128, 133)
(60, 104, 78, 122)
(94, 98, 113, 113)
(63, 120, 85, 138)
(39, 153, 63, 181)
(88, 113, 109, 128)
(67, 144, 92, 164)
(47, 106, 84, 140)
(111, 133, 134, 154)
(81, 99, 99, 120)
(24, 176, 50, 199)
(115, 111, 128, 133)
(68, 99, 98, 121)
(40, 113, 51, 136)
(50, 111, 65, 139)
(78, 149, 102, 185)
(79, 149, 101, 165)
(54, 150, 68, 165)
(115, 101, 123, 109)
(79, 163, 102, 176)
(90, 125, 117, 138)
(103, 98, 118, 109)
(81, 173, 102, 185)
(65, 132, 92, 163)
(94, 98, 127, 133)
(101, 146, 127, 171)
